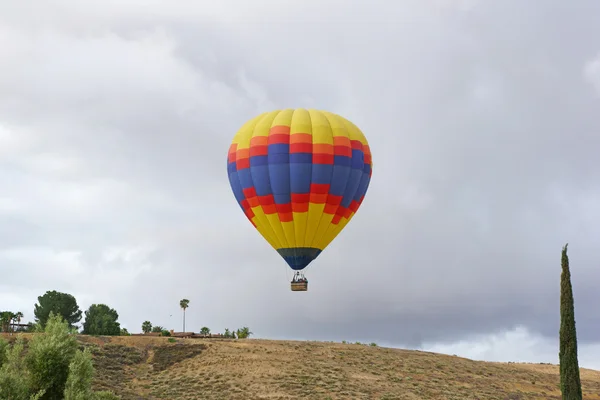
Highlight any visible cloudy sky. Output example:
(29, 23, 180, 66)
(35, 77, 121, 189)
(2, 0, 600, 369)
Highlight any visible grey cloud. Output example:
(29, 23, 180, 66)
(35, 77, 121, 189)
(0, 0, 599, 350)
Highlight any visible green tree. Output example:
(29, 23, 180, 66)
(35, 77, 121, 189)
(0, 338, 8, 368)
(63, 348, 94, 400)
(34, 290, 82, 329)
(236, 327, 252, 339)
(14, 312, 24, 332)
(0, 335, 45, 400)
(200, 327, 210, 336)
(82, 304, 121, 336)
(141, 321, 152, 334)
(180, 299, 190, 332)
(0, 311, 15, 332)
(26, 312, 78, 399)
(151, 325, 163, 333)
(559, 243, 582, 399)
(62, 346, 120, 400)
(224, 328, 231, 338)
(0, 313, 120, 400)
(120, 328, 130, 336)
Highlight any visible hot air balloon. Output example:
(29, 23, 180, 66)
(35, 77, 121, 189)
(226, 109, 373, 291)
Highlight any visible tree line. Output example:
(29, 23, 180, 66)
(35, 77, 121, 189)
(1, 291, 253, 339)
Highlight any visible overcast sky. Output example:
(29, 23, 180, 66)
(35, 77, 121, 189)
(1, 0, 600, 369)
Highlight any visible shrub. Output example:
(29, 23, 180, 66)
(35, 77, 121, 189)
(0, 312, 121, 400)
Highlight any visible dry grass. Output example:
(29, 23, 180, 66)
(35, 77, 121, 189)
(3, 333, 600, 399)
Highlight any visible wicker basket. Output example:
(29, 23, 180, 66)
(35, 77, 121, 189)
(290, 281, 308, 291)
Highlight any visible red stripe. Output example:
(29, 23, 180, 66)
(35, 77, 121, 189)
(258, 194, 275, 206)
(326, 195, 342, 206)
(310, 193, 328, 204)
(290, 143, 312, 153)
(243, 187, 256, 198)
(310, 183, 329, 194)
(324, 203, 338, 214)
(313, 153, 334, 164)
(334, 145, 352, 157)
(278, 212, 293, 222)
(262, 204, 277, 214)
(236, 157, 250, 170)
(276, 203, 292, 214)
(268, 134, 289, 144)
(351, 140, 363, 150)
(292, 202, 309, 212)
(291, 193, 310, 203)
(291, 194, 309, 212)
(240, 199, 250, 211)
(249, 145, 268, 157)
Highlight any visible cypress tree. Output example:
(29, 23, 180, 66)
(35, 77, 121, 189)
(559, 243, 582, 400)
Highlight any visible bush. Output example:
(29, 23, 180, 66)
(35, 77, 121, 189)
(0, 337, 8, 367)
(26, 313, 79, 398)
(0, 312, 121, 400)
(160, 330, 171, 337)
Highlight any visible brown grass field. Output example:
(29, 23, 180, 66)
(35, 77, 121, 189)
(3, 333, 600, 399)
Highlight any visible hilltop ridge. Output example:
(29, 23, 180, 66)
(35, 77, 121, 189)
(62, 335, 599, 400)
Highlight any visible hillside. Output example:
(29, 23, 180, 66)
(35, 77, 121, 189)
(5, 334, 600, 399)
(82, 335, 600, 400)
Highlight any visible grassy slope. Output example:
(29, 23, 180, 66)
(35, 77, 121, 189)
(71, 335, 600, 400)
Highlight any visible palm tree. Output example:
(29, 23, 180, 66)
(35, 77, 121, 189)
(236, 327, 253, 339)
(179, 299, 190, 332)
(142, 321, 152, 334)
(13, 312, 23, 332)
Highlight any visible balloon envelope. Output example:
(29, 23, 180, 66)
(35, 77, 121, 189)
(227, 109, 373, 271)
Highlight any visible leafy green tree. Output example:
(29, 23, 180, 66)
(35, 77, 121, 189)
(141, 321, 152, 334)
(224, 328, 231, 338)
(151, 325, 164, 333)
(82, 304, 121, 336)
(62, 346, 120, 400)
(559, 243, 582, 399)
(0, 313, 121, 400)
(120, 328, 130, 336)
(63, 348, 94, 400)
(200, 327, 210, 336)
(179, 299, 190, 332)
(0, 311, 15, 332)
(34, 290, 82, 329)
(236, 327, 252, 339)
(0, 335, 45, 400)
(26, 312, 79, 399)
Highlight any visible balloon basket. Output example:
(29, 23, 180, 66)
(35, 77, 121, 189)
(291, 281, 308, 291)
